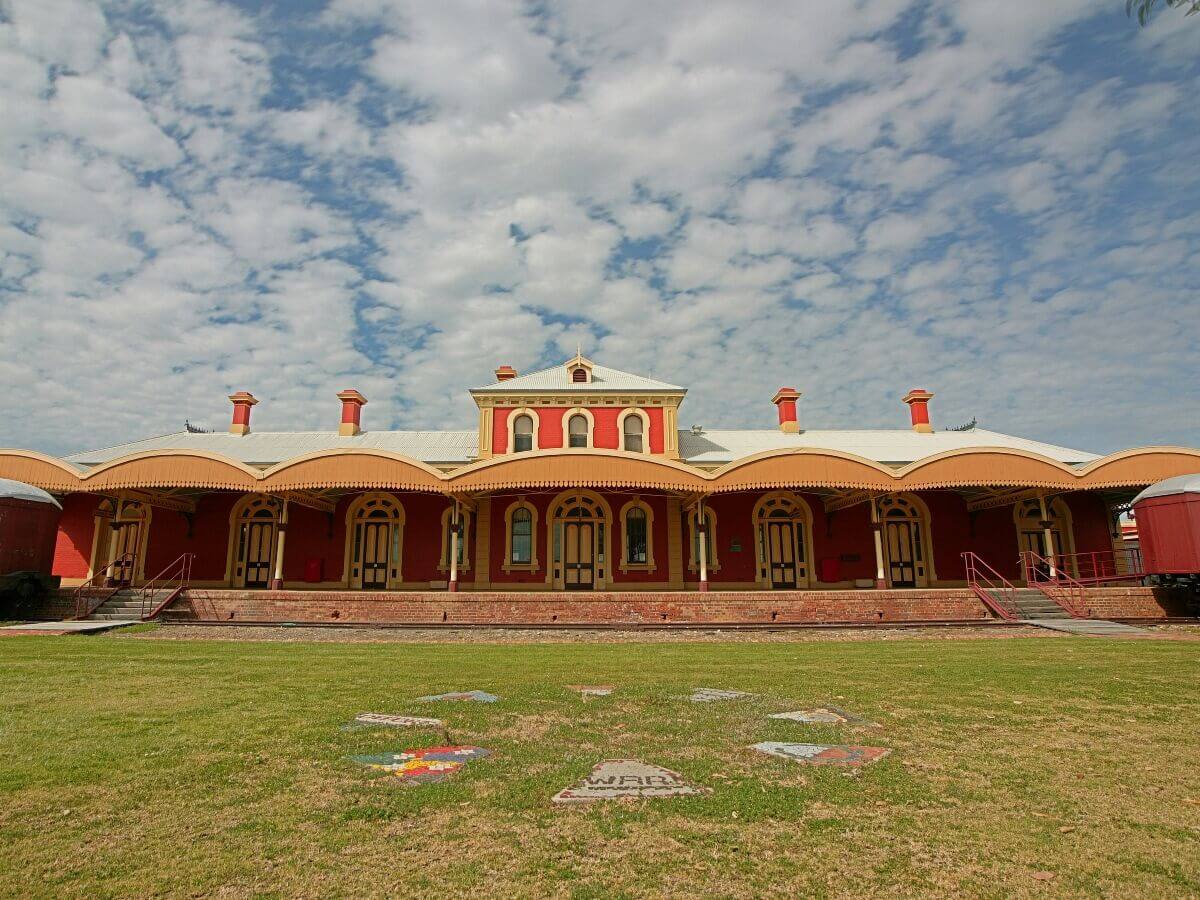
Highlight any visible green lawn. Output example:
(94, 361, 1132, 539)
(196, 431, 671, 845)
(1, 632, 1198, 898)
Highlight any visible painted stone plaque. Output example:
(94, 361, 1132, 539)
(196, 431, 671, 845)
(417, 690, 499, 703)
(690, 688, 756, 703)
(552, 760, 710, 803)
(768, 707, 876, 726)
(568, 685, 613, 697)
(349, 746, 491, 784)
(750, 742, 890, 766)
(352, 712, 445, 729)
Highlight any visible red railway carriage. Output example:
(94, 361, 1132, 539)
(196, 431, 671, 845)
(0, 478, 63, 610)
(1133, 475, 1200, 588)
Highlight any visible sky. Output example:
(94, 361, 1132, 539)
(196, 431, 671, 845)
(0, 0, 1197, 458)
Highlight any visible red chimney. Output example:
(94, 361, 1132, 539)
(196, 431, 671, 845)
(337, 389, 367, 436)
(902, 389, 934, 433)
(772, 387, 801, 433)
(228, 392, 257, 435)
(494, 365, 518, 382)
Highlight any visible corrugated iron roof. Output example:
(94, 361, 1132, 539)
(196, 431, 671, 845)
(677, 428, 1099, 466)
(1132, 473, 1200, 502)
(65, 431, 479, 467)
(61, 427, 1098, 470)
(473, 362, 684, 393)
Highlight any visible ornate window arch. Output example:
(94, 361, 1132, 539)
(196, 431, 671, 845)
(877, 493, 937, 587)
(439, 505, 472, 572)
(751, 492, 814, 588)
(1014, 496, 1076, 571)
(503, 499, 539, 572)
(687, 505, 720, 574)
(619, 498, 655, 571)
(507, 408, 540, 453)
(90, 498, 152, 584)
(343, 492, 405, 589)
(546, 489, 613, 589)
(225, 495, 283, 588)
(617, 408, 651, 454)
(564, 407, 595, 449)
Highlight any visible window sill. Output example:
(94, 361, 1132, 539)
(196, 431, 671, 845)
(501, 563, 540, 573)
(618, 562, 656, 573)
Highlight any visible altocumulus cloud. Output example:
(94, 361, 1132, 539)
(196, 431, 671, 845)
(0, 0, 1197, 456)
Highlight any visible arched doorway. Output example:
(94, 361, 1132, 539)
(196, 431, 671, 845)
(91, 499, 151, 585)
(548, 491, 611, 590)
(227, 496, 283, 588)
(1014, 497, 1076, 576)
(346, 493, 405, 589)
(878, 494, 934, 588)
(752, 492, 814, 589)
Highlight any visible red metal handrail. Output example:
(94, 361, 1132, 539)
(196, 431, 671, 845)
(962, 552, 1020, 620)
(138, 553, 195, 619)
(1039, 549, 1144, 585)
(72, 553, 136, 619)
(1020, 551, 1090, 617)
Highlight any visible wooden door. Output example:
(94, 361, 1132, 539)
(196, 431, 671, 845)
(564, 522, 595, 590)
(361, 522, 390, 590)
(243, 522, 275, 588)
(767, 520, 798, 588)
(109, 522, 140, 584)
(886, 521, 917, 587)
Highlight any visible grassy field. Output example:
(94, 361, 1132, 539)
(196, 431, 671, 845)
(1, 630, 1198, 898)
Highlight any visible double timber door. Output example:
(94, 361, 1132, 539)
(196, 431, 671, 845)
(884, 520, 918, 588)
(552, 494, 607, 590)
(766, 518, 799, 588)
(563, 521, 596, 590)
(241, 520, 275, 588)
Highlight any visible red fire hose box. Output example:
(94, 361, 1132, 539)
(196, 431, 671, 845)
(304, 558, 324, 583)
(819, 556, 840, 583)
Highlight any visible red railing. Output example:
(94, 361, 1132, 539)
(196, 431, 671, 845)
(962, 552, 1021, 620)
(138, 553, 195, 619)
(72, 553, 135, 619)
(1036, 549, 1144, 585)
(1020, 551, 1090, 618)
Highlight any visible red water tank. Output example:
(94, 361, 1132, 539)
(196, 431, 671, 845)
(0, 479, 62, 576)
(1132, 475, 1200, 576)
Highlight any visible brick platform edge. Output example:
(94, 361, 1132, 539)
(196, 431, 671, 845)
(17, 585, 1192, 628)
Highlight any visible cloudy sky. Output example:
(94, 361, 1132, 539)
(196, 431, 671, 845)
(0, 0, 1197, 457)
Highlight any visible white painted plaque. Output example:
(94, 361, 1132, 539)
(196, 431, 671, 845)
(552, 760, 710, 803)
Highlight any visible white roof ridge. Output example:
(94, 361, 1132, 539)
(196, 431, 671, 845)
(65, 430, 188, 460)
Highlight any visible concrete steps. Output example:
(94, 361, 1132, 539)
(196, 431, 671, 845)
(1009, 588, 1072, 620)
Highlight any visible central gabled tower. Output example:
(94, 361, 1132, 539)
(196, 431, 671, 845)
(470, 356, 686, 459)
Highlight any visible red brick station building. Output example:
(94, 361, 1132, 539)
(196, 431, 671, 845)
(2, 355, 1197, 625)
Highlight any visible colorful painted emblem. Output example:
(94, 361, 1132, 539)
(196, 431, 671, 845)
(552, 760, 711, 803)
(690, 688, 756, 703)
(351, 712, 445, 728)
(568, 685, 613, 697)
(417, 690, 499, 703)
(768, 707, 876, 726)
(750, 742, 891, 766)
(349, 746, 491, 783)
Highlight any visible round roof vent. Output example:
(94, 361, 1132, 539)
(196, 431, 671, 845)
(0, 478, 61, 508)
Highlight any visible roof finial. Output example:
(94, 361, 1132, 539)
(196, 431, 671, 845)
(576, 341, 582, 358)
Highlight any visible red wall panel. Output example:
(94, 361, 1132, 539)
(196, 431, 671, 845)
(52, 494, 101, 579)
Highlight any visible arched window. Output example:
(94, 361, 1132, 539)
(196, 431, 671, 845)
(622, 414, 643, 452)
(345, 493, 405, 590)
(572, 367, 588, 383)
(619, 502, 655, 570)
(503, 500, 540, 572)
(513, 414, 534, 452)
(568, 413, 589, 448)
(511, 507, 532, 564)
